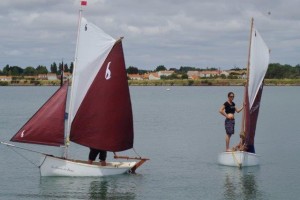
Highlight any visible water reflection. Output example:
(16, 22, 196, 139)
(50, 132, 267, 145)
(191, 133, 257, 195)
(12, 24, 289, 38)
(221, 167, 264, 200)
(89, 180, 109, 199)
(88, 178, 136, 200)
(39, 175, 136, 199)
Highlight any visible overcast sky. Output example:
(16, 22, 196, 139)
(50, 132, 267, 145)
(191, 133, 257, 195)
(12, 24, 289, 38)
(0, 0, 299, 70)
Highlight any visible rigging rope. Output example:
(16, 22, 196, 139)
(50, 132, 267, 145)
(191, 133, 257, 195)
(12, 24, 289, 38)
(7, 146, 40, 167)
(1, 141, 47, 168)
(132, 147, 142, 158)
(231, 151, 242, 168)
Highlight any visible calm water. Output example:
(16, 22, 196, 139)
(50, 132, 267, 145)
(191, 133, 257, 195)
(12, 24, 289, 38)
(0, 86, 299, 199)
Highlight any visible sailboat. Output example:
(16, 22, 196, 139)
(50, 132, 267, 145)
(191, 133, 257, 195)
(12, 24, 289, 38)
(4, 4, 148, 176)
(218, 18, 270, 167)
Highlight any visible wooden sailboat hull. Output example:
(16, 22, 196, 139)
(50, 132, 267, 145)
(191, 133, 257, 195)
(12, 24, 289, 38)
(218, 151, 259, 167)
(39, 155, 137, 177)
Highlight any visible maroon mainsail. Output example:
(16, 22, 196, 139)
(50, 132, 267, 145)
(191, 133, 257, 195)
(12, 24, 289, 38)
(11, 82, 68, 146)
(70, 40, 134, 152)
(241, 19, 270, 153)
(244, 84, 263, 153)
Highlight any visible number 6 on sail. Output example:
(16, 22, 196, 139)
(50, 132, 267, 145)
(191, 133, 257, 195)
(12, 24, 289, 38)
(9, 5, 148, 177)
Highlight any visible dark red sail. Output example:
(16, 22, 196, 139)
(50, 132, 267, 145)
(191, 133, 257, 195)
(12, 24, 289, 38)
(10, 82, 68, 146)
(245, 84, 263, 153)
(70, 41, 134, 151)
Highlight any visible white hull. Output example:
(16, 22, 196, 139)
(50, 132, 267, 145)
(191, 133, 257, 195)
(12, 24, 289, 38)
(39, 155, 136, 177)
(218, 151, 259, 167)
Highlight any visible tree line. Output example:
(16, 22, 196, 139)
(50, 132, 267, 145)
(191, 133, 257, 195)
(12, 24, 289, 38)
(1, 62, 300, 79)
(127, 63, 300, 79)
(0, 62, 74, 76)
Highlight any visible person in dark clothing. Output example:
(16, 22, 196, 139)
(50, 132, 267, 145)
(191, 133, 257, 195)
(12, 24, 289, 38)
(219, 92, 243, 151)
(88, 148, 107, 166)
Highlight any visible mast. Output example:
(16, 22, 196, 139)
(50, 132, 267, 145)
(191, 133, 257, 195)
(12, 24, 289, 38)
(240, 18, 254, 138)
(60, 59, 64, 87)
(63, 1, 86, 158)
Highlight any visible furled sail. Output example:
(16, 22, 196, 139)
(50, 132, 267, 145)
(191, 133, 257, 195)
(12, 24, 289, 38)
(69, 18, 134, 152)
(244, 26, 270, 153)
(11, 82, 68, 146)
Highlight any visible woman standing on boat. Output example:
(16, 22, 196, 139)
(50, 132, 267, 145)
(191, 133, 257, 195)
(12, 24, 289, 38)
(219, 92, 243, 151)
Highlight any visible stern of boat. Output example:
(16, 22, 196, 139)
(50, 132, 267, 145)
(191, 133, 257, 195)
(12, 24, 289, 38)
(218, 151, 259, 167)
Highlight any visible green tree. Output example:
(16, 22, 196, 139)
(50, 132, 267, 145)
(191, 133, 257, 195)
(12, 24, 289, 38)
(179, 66, 197, 72)
(3, 64, 10, 75)
(181, 73, 188, 79)
(155, 65, 166, 71)
(70, 62, 74, 74)
(127, 66, 139, 74)
(50, 62, 58, 74)
(36, 65, 48, 74)
(64, 63, 69, 72)
(10, 66, 23, 76)
(24, 66, 37, 76)
(58, 62, 63, 75)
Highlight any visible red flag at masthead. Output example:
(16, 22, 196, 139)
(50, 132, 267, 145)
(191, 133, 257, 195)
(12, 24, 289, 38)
(81, 1, 87, 6)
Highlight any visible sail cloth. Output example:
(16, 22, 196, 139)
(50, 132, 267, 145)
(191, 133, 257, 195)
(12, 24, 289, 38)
(245, 85, 263, 153)
(244, 26, 270, 153)
(248, 27, 270, 108)
(10, 82, 68, 146)
(69, 18, 134, 152)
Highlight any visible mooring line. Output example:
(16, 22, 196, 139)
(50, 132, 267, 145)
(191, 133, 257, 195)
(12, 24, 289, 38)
(231, 151, 242, 168)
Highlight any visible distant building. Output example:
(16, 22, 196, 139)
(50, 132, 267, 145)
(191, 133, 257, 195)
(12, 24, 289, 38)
(47, 73, 58, 80)
(63, 72, 72, 80)
(128, 74, 143, 80)
(199, 70, 221, 78)
(220, 71, 230, 77)
(142, 73, 150, 80)
(226, 70, 247, 79)
(187, 71, 200, 79)
(148, 73, 160, 80)
(158, 70, 174, 77)
(0, 76, 12, 81)
(38, 74, 47, 80)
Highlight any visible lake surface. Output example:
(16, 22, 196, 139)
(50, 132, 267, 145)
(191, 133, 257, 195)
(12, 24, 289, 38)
(0, 86, 299, 199)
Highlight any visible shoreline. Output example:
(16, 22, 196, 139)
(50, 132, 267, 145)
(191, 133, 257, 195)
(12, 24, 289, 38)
(1, 79, 300, 86)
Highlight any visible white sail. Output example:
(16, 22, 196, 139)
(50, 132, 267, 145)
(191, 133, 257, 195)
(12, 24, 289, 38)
(248, 27, 270, 108)
(70, 17, 116, 124)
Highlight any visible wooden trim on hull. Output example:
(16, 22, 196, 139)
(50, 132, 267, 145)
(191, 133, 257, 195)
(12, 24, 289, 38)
(39, 155, 137, 177)
(218, 151, 259, 168)
(114, 155, 149, 173)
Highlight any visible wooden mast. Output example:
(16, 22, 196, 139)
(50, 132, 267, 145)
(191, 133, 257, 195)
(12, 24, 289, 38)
(240, 18, 254, 140)
(63, 3, 84, 158)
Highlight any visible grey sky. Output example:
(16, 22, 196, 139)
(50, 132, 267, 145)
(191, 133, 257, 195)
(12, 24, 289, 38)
(0, 0, 299, 70)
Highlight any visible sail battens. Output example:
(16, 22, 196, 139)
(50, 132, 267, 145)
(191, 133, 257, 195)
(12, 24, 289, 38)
(10, 82, 68, 146)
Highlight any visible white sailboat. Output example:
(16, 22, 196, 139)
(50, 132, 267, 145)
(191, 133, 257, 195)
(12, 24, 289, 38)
(218, 18, 270, 167)
(3, 2, 148, 176)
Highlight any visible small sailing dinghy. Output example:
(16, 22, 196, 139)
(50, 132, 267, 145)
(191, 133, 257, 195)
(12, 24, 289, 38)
(218, 18, 270, 167)
(2, 4, 148, 176)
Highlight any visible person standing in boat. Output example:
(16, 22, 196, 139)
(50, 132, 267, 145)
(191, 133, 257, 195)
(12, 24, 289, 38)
(88, 148, 107, 166)
(219, 92, 243, 151)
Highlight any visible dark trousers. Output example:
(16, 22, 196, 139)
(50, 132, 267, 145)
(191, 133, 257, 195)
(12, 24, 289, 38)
(88, 148, 107, 161)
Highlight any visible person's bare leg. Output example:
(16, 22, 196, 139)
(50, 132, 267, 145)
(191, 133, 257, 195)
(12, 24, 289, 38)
(226, 134, 231, 151)
(100, 160, 106, 166)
